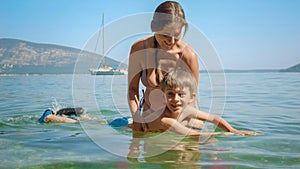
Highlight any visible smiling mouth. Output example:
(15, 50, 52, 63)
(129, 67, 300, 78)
(165, 41, 170, 44)
(164, 40, 174, 46)
(171, 104, 181, 110)
(165, 43, 173, 47)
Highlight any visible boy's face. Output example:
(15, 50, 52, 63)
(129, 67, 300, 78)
(164, 86, 195, 116)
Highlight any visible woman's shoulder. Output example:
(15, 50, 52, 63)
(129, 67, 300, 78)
(180, 41, 197, 60)
(130, 36, 154, 53)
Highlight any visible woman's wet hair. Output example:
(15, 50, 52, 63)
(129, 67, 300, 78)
(151, 1, 188, 35)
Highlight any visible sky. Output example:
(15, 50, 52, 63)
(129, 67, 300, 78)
(1, 0, 300, 70)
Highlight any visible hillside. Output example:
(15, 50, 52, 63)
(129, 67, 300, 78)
(0, 38, 127, 74)
(280, 63, 300, 72)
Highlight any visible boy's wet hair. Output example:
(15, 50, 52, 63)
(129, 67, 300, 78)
(162, 68, 196, 94)
(56, 107, 86, 116)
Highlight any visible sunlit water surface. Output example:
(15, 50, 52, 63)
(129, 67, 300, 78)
(0, 73, 299, 168)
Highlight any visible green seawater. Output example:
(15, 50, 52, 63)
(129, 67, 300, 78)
(0, 73, 299, 169)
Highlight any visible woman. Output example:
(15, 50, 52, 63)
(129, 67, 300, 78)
(128, 1, 200, 132)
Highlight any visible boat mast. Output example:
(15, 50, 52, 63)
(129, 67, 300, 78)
(94, 13, 105, 68)
(101, 13, 105, 67)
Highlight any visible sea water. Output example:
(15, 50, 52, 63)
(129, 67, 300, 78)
(0, 73, 299, 168)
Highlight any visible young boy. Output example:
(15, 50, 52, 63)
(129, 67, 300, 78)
(39, 107, 91, 123)
(143, 68, 256, 136)
(39, 107, 130, 127)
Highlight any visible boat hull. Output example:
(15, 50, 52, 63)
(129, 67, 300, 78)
(89, 70, 124, 75)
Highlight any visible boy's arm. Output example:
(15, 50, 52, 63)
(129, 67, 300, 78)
(45, 114, 78, 123)
(180, 106, 256, 136)
(161, 117, 200, 136)
(162, 116, 257, 136)
(180, 106, 235, 132)
(199, 112, 236, 132)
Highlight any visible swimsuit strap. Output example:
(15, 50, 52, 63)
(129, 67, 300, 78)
(154, 36, 159, 68)
(141, 40, 148, 85)
(181, 44, 187, 59)
(176, 44, 187, 68)
(138, 89, 145, 113)
(141, 37, 160, 88)
(143, 39, 147, 65)
(139, 40, 147, 114)
(139, 37, 159, 114)
(143, 38, 158, 83)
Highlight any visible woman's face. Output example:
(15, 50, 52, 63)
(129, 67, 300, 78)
(155, 24, 183, 50)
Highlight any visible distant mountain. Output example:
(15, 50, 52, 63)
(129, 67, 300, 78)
(199, 69, 279, 73)
(0, 38, 127, 74)
(280, 63, 300, 72)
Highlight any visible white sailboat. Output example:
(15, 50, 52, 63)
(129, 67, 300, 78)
(89, 14, 125, 75)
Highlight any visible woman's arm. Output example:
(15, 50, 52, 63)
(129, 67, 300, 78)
(127, 68, 140, 118)
(127, 41, 144, 131)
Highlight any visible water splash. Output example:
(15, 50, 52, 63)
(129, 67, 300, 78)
(50, 97, 69, 114)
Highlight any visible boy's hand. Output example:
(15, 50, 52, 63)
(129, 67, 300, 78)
(233, 130, 261, 136)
